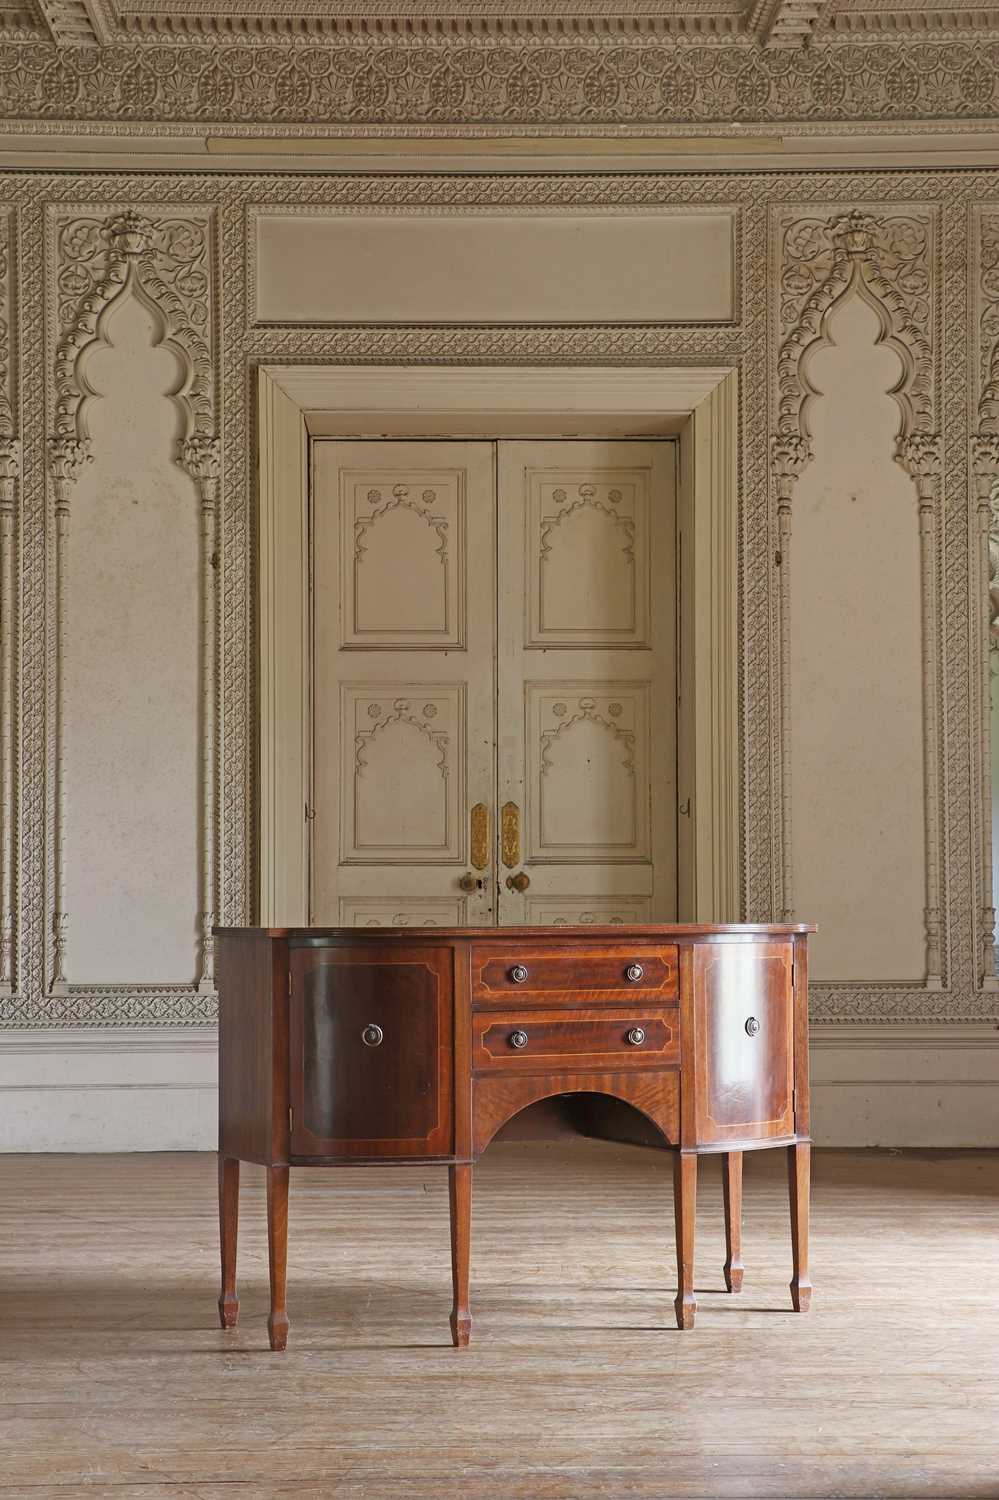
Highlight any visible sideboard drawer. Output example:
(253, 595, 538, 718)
(472, 1006, 679, 1073)
(471, 943, 678, 1008)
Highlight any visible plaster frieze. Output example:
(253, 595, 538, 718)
(1, 36, 999, 128)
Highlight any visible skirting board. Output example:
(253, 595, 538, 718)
(0, 1024, 997, 1152)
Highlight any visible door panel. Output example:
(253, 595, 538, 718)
(312, 441, 496, 926)
(497, 441, 676, 924)
(692, 940, 795, 1144)
(289, 945, 453, 1158)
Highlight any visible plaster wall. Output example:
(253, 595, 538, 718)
(0, 157, 997, 1149)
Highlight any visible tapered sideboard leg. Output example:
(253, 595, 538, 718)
(673, 1151, 697, 1330)
(266, 1165, 290, 1351)
(217, 1154, 240, 1329)
(449, 1163, 472, 1348)
(787, 1141, 812, 1313)
(722, 1150, 744, 1293)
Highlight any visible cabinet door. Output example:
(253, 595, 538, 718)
(289, 945, 453, 1159)
(692, 941, 794, 1145)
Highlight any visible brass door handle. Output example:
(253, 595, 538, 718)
(470, 802, 489, 872)
(506, 871, 530, 893)
(459, 872, 484, 893)
(501, 801, 521, 869)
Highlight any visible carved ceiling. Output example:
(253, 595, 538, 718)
(3, 0, 999, 47)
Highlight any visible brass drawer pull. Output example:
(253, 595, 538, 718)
(509, 1029, 529, 1050)
(626, 1026, 646, 1047)
(745, 1016, 760, 1037)
(510, 964, 529, 984)
(362, 1024, 384, 1047)
(625, 963, 644, 982)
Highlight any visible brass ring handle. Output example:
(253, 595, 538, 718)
(625, 963, 644, 982)
(509, 1029, 529, 1050)
(510, 964, 529, 984)
(745, 1016, 760, 1037)
(362, 1024, 384, 1047)
(626, 1026, 646, 1047)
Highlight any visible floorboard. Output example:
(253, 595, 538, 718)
(0, 1144, 996, 1498)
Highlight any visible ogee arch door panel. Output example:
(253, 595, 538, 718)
(311, 441, 497, 928)
(691, 940, 795, 1145)
(496, 440, 677, 925)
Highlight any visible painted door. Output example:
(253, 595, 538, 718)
(311, 441, 496, 927)
(496, 441, 676, 924)
(311, 438, 676, 928)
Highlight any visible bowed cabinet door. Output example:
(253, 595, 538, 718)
(289, 945, 454, 1159)
(690, 940, 795, 1146)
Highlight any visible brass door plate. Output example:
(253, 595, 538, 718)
(470, 803, 490, 871)
(501, 801, 520, 869)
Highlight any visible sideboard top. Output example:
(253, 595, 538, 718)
(214, 923, 815, 940)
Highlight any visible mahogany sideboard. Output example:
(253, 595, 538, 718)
(215, 923, 814, 1350)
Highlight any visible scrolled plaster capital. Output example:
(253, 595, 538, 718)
(771, 431, 812, 499)
(0, 436, 20, 485)
(179, 434, 221, 490)
(46, 434, 92, 498)
(895, 432, 942, 487)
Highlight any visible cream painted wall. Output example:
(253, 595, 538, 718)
(64, 296, 200, 986)
(0, 157, 997, 1150)
(790, 295, 927, 983)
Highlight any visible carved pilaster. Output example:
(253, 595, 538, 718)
(0, 436, 19, 995)
(179, 435, 220, 994)
(896, 433, 944, 991)
(973, 432, 999, 989)
(45, 434, 91, 995)
(770, 432, 812, 923)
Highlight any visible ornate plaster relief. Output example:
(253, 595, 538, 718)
(0, 167, 994, 1029)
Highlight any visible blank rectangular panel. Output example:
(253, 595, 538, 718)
(254, 210, 736, 325)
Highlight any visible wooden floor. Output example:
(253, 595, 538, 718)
(1, 1144, 997, 1499)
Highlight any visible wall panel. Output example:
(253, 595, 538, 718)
(63, 297, 199, 985)
(0, 166, 992, 1105)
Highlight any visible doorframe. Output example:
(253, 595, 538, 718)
(256, 363, 739, 927)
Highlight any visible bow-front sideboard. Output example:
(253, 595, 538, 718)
(215, 924, 814, 1349)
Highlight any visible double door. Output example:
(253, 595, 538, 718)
(310, 439, 676, 927)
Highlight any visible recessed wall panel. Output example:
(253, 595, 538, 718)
(64, 296, 199, 985)
(253, 208, 736, 326)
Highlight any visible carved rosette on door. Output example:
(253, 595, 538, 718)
(311, 439, 677, 927)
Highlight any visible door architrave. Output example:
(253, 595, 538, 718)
(256, 363, 739, 928)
